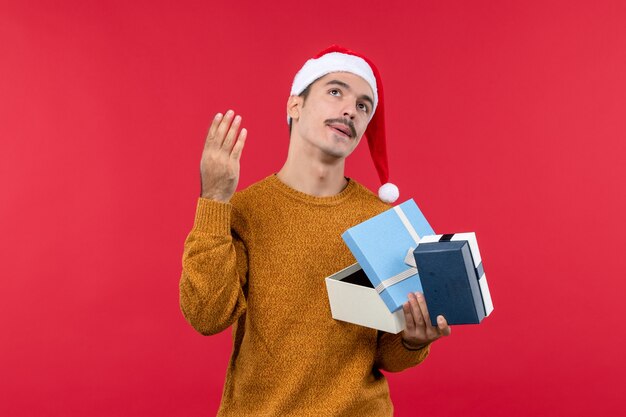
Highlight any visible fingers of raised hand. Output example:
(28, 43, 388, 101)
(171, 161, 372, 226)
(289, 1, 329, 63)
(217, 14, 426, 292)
(230, 128, 247, 161)
(214, 110, 235, 150)
(205, 112, 224, 149)
(205, 110, 241, 150)
(222, 114, 242, 151)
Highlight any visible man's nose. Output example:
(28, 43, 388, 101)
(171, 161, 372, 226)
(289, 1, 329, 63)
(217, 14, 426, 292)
(342, 102, 357, 119)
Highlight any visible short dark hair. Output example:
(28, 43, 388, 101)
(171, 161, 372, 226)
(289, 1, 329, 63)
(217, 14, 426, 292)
(288, 84, 313, 134)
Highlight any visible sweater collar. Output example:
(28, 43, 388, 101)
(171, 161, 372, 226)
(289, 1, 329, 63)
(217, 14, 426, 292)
(267, 174, 357, 206)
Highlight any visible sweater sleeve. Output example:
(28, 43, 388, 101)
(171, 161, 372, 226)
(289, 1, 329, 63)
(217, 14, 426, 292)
(374, 331, 431, 373)
(179, 198, 249, 336)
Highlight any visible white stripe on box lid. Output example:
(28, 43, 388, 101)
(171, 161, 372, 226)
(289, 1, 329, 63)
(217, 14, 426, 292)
(393, 206, 420, 245)
(375, 267, 417, 294)
(374, 206, 421, 294)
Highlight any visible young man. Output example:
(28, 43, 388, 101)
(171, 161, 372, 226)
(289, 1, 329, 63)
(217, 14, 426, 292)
(180, 45, 450, 416)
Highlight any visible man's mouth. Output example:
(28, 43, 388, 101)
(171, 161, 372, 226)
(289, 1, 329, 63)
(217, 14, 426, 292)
(327, 123, 353, 138)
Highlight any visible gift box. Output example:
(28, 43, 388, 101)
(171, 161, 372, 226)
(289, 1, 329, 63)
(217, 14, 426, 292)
(325, 263, 406, 334)
(413, 233, 494, 325)
(341, 199, 435, 313)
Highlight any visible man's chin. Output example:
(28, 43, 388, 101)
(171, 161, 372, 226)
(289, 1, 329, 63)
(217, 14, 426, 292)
(320, 145, 355, 160)
(307, 134, 360, 160)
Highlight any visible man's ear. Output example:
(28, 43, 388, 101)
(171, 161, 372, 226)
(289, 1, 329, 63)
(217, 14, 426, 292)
(287, 95, 302, 121)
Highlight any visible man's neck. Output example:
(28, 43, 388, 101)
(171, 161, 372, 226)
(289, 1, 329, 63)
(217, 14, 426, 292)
(277, 141, 348, 197)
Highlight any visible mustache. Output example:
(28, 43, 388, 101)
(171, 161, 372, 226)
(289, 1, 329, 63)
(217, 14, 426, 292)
(325, 118, 356, 138)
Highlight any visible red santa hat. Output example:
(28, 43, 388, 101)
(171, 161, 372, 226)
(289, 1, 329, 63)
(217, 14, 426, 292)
(289, 44, 399, 204)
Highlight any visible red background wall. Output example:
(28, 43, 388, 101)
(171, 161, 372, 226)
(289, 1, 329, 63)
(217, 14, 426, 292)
(1, 1, 625, 416)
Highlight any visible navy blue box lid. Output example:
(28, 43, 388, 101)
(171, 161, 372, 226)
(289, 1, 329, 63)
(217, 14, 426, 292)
(413, 241, 486, 326)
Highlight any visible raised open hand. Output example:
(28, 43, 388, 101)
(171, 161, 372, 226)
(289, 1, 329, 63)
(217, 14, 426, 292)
(200, 110, 247, 203)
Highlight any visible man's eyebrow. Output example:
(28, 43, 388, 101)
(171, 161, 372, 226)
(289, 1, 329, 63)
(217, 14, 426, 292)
(324, 79, 375, 109)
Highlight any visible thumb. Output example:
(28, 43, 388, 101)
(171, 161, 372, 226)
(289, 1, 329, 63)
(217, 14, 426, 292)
(437, 315, 451, 336)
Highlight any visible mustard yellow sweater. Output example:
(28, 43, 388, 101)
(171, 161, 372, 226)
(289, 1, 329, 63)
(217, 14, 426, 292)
(180, 174, 430, 417)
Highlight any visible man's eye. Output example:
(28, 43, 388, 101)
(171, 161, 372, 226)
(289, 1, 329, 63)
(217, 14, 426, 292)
(329, 89, 341, 96)
(357, 103, 369, 112)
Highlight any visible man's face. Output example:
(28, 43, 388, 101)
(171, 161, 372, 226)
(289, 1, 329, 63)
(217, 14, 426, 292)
(289, 72, 375, 159)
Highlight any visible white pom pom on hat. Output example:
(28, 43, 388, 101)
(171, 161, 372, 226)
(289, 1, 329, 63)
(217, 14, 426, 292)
(378, 182, 399, 204)
(289, 44, 399, 204)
